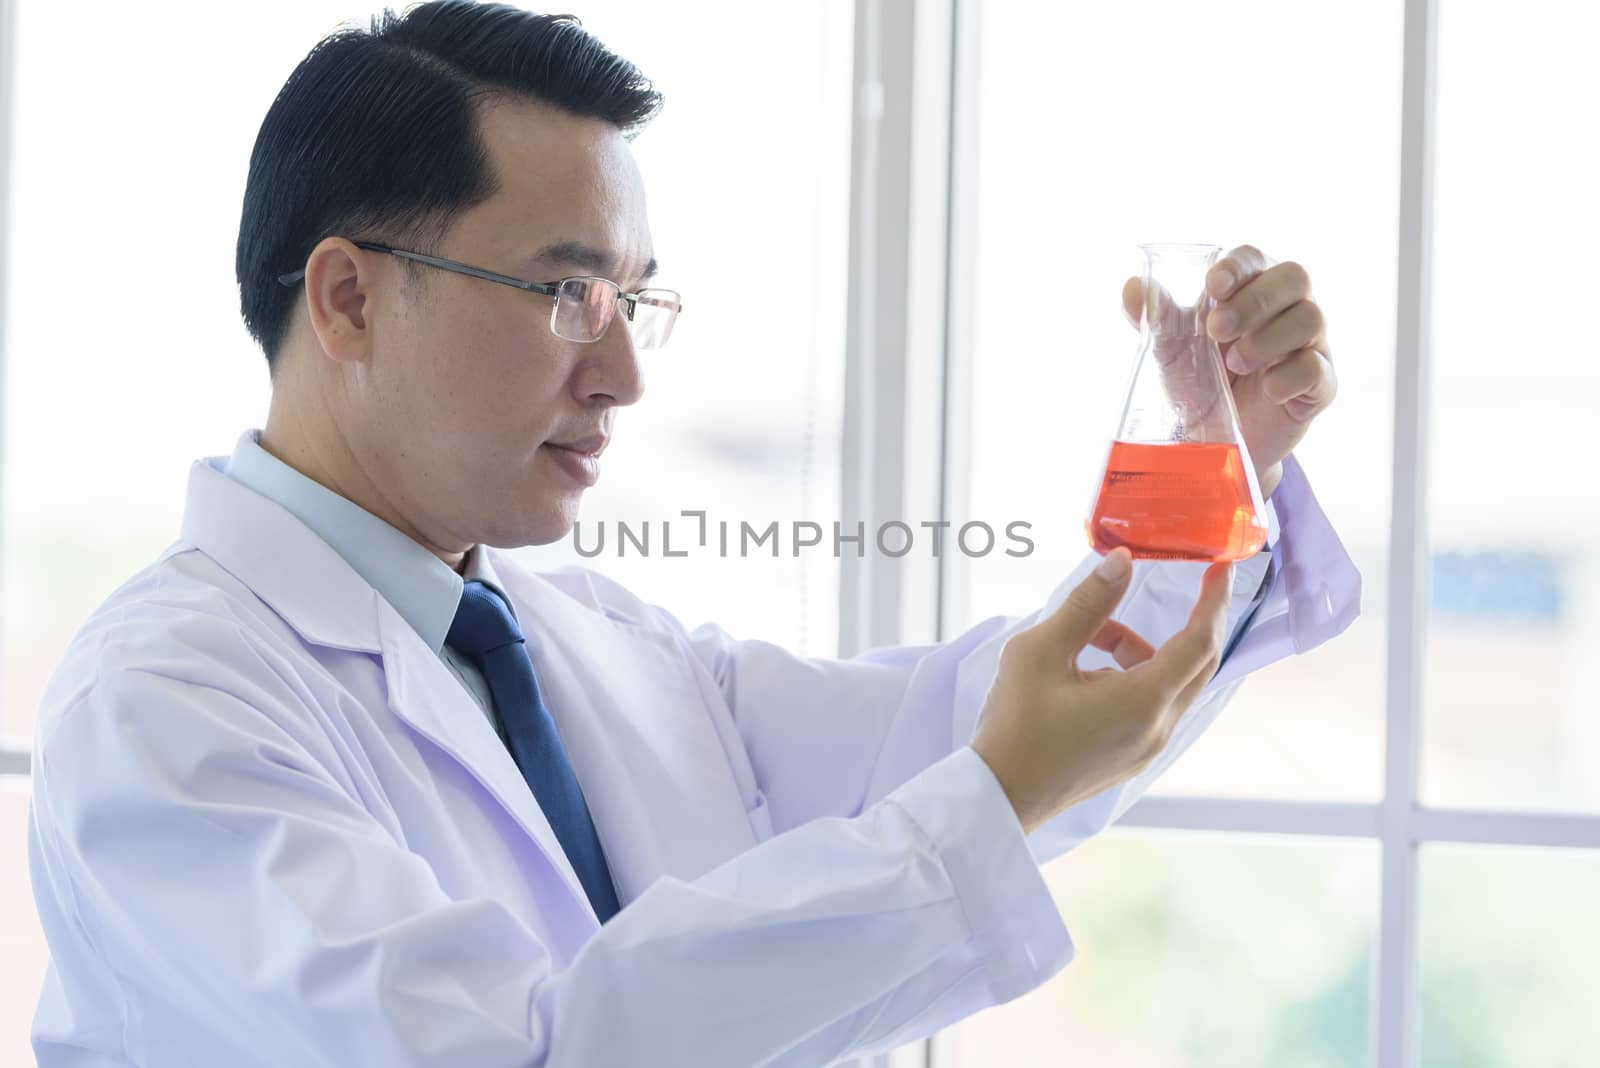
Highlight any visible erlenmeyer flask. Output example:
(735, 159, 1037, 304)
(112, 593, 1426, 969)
(1086, 243, 1268, 562)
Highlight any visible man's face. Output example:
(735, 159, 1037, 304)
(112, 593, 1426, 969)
(347, 97, 653, 552)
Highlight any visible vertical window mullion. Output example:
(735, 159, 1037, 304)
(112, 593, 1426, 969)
(1377, 1, 1439, 1067)
(0, 0, 16, 753)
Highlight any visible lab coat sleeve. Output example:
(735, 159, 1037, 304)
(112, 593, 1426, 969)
(681, 454, 1361, 858)
(30, 648, 1072, 1066)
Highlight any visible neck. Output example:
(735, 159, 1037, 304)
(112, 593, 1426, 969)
(261, 374, 470, 572)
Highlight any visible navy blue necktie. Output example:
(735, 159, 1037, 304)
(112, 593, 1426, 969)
(448, 581, 621, 923)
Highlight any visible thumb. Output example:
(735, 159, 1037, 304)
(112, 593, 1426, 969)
(1038, 548, 1134, 656)
(1146, 560, 1235, 701)
(1122, 276, 1143, 328)
(1121, 276, 1189, 336)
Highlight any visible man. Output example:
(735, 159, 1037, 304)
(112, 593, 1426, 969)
(27, 3, 1358, 1065)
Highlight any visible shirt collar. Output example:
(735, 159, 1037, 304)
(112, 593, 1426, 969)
(461, 533, 518, 622)
(223, 429, 506, 653)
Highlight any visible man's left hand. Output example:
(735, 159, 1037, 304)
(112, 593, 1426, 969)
(1122, 245, 1336, 498)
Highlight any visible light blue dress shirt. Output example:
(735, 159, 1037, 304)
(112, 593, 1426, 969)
(224, 429, 506, 737)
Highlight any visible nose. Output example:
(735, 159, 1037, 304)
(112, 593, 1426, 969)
(574, 308, 645, 408)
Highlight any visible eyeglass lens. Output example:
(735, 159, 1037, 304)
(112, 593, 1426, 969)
(552, 278, 679, 349)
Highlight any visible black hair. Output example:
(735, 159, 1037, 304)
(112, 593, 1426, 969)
(235, 1, 662, 368)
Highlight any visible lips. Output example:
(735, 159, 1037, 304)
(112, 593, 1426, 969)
(547, 432, 608, 457)
(542, 432, 607, 487)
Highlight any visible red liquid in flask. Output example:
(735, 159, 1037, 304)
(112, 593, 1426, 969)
(1087, 440, 1267, 562)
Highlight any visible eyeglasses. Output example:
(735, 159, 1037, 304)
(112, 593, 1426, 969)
(276, 241, 683, 349)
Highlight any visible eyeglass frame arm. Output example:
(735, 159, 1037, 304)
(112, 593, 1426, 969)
(274, 242, 680, 316)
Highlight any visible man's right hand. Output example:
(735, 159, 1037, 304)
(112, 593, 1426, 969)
(971, 549, 1234, 835)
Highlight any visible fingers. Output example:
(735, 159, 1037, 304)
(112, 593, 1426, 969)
(1260, 347, 1338, 420)
(1208, 260, 1311, 346)
(1225, 299, 1328, 375)
(1087, 619, 1157, 670)
(1169, 643, 1219, 719)
(1206, 245, 1274, 302)
(1141, 562, 1234, 698)
(1035, 548, 1135, 658)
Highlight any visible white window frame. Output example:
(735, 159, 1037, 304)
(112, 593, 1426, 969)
(0, 0, 20, 781)
(838, 2, 1600, 1067)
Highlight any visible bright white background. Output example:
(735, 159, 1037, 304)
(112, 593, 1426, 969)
(3, 2, 1597, 1067)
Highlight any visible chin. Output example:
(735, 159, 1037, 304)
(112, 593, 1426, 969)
(478, 495, 582, 549)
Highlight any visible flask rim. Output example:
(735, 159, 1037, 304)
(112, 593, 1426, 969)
(1137, 242, 1223, 258)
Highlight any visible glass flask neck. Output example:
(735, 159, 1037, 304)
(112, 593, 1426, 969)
(1139, 242, 1220, 339)
(1116, 239, 1248, 449)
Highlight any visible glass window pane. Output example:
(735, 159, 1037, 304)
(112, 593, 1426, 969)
(953, 832, 1377, 1066)
(1423, 0, 1600, 812)
(1421, 844, 1600, 1067)
(0, 0, 851, 756)
(0, 1, 322, 738)
(959, 0, 1400, 802)
(0, 787, 48, 1061)
(508, 1, 850, 656)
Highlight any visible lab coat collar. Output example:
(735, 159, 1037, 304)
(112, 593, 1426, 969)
(182, 455, 386, 654)
(224, 430, 466, 654)
(180, 453, 602, 925)
(180, 450, 549, 653)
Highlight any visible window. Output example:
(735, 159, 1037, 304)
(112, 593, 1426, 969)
(936, 0, 1600, 1064)
(1421, 0, 1600, 816)
(952, 833, 1379, 1065)
(1419, 846, 1600, 1066)
(956, 0, 1400, 804)
(517, 3, 852, 657)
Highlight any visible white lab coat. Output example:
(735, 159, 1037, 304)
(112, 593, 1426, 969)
(28, 453, 1351, 1067)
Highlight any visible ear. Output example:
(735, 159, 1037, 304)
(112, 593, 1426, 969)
(302, 237, 379, 364)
